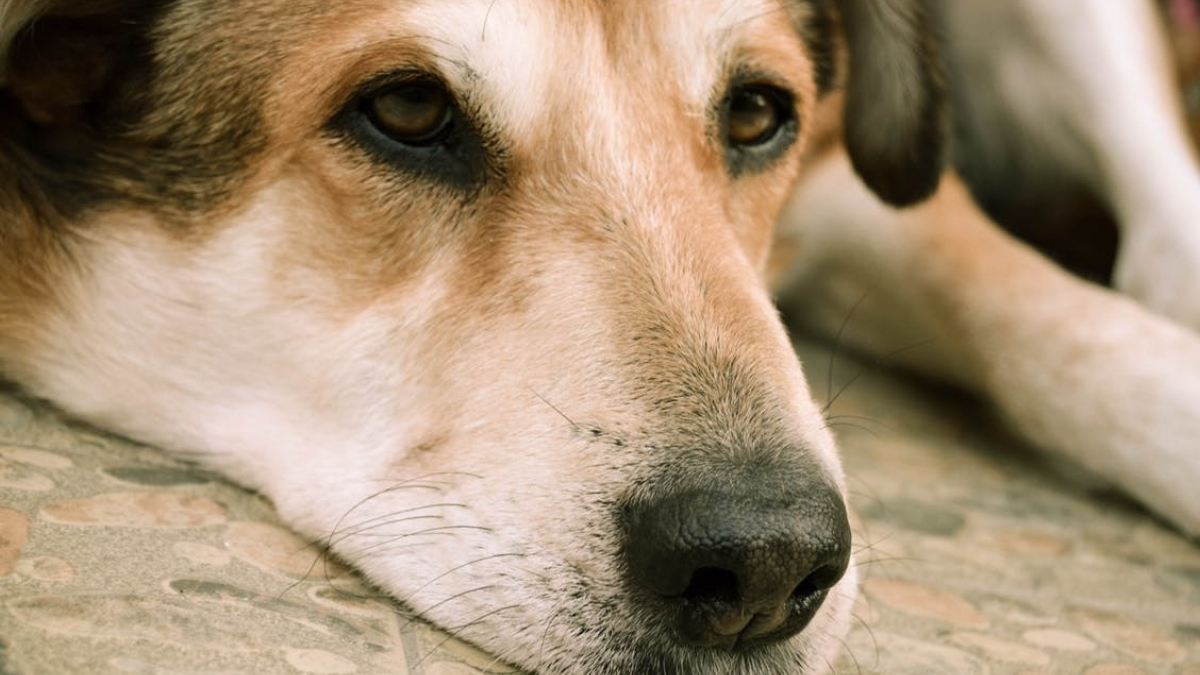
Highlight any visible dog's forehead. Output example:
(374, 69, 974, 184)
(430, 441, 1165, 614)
(401, 0, 781, 86)
(317, 0, 812, 131)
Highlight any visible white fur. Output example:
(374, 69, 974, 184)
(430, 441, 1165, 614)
(780, 151, 1200, 537)
(390, 0, 770, 156)
(33, 181, 856, 674)
(11, 1, 853, 672)
(773, 0, 1200, 537)
(959, 0, 1200, 329)
(14, 3, 1198, 675)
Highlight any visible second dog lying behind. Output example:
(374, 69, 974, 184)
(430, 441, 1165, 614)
(777, 0, 1200, 543)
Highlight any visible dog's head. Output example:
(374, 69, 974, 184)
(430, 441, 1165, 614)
(0, 1, 943, 673)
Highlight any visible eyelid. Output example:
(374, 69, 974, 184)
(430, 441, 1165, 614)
(354, 70, 454, 107)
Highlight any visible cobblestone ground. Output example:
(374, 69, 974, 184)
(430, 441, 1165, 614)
(1, 338, 1197, 675)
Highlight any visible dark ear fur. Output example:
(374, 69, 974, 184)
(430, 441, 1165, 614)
(0, 0, 188, 219)
(833, 0, 947, 207)
(2, 0, 153, 127)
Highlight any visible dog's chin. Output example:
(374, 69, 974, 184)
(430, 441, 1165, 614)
(417, 564, 860, 675)
(615, 573, 857, 675)
(552, 584, 856, 675)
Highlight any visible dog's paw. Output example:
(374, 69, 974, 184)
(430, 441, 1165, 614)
(1113, 225, 1200, 333)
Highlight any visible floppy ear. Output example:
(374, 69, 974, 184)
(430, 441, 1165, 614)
(833, 0, 947, 207)
(0, 1, 51, 78)
(1, 0, 152, 127)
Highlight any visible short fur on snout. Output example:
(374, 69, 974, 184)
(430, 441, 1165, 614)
(0, 1, 948, 673)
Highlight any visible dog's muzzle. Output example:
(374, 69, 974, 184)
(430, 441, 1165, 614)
(621, 469, 851, 650)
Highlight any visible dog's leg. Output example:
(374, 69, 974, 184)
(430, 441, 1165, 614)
(777, 150, 1200, 537)
(966, 0, 1200, 329)
(1044, 0, 1200, 331)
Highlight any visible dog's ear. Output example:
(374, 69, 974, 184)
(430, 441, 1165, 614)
(833, 0, 947, 207)
(2, 0, 153, 127)
(0, 1, 51, 73)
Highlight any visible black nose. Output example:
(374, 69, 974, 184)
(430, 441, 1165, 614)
(621, 480, 851, 650)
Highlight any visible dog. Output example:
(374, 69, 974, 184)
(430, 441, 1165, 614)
(775, 0, 1200, 545)
(0, 1, 1197, 675)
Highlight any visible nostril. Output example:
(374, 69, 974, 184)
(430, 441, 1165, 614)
(681, 566, 739, 603)
(791, 576, 819, 602)
(793, 562, 844, 599)
(680, 564, 839, 613)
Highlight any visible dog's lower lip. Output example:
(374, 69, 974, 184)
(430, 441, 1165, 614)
(739, 589, 829, 650)
(672, 588, 828, 651)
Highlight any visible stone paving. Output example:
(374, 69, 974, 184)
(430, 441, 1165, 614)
(0, 338, 1197, 675)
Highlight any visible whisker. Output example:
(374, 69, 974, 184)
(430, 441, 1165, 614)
(280, 478, 478, 595)
(326, 475, 463, 544)
(348, 524, 494, 558)
(362, 470, 484, 486)
(306, 472, 480, 558)
(332, 515, 443, 538)
(528, 386, 581, 430)
(825, 285, 878, 412)
(851, 529, 897, 556)
(825, 413, 892, 431)
(823, 372, 866, 417)
(409, 604, 524, 671)
(278, 550, 330, 600)
(400, 552, 528, 605)
(400, 584, 499, 631)
(828, 630, 862, 675)
(334, 502, 456, 529)
(846, 474, 886, 512)
(852, 553, 926, 570)
(328, 502, 471, 543)
(824, 419, 879, 436)
(482, 0, 502, 41)
(849, 609, 881, 667)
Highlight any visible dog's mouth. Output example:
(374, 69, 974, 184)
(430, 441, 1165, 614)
(315, 389, 856, 675)
(668, 572, 839, 651)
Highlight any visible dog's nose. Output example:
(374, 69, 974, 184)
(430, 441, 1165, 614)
(622, 480, 851, 649)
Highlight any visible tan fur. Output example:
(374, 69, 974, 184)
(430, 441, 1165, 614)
(4, 2, 1195, 674)
(0, 2, 867, 673)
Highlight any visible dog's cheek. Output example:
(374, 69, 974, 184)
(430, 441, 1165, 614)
(727, 160, 810, 276)
(253, 143, 493, 315)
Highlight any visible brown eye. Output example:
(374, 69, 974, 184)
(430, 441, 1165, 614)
(726, 85, 788, 147)
(366, 82, 452, 145)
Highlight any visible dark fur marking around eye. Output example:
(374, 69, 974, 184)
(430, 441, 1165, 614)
(328, 71, 499, 195)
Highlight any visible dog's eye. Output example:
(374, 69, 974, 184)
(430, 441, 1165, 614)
(720, 82, 797, 176)
(331, 73, 490, 189)
(725, 85, 790, 147)
(365, 82, 453, 145)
